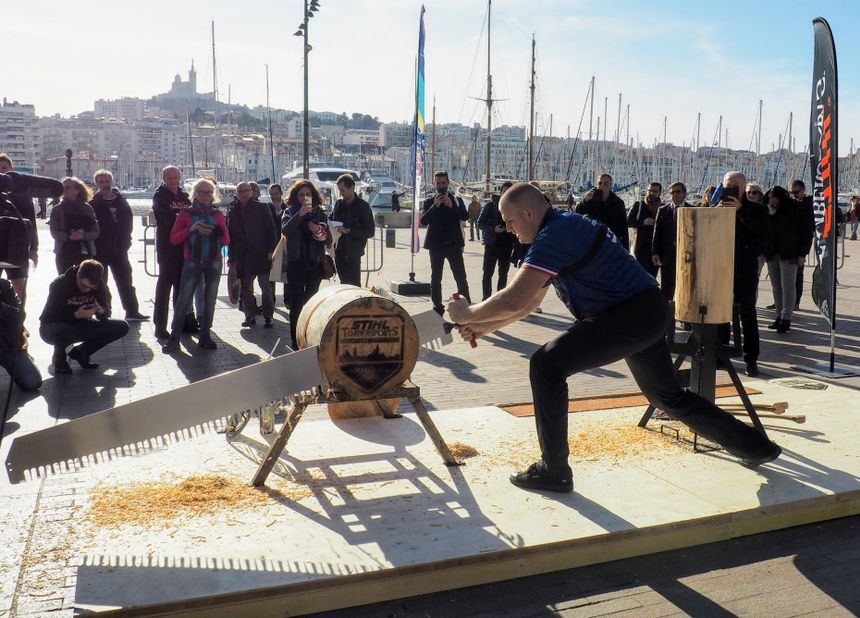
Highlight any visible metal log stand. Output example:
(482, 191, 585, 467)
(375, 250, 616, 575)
(251, 380, 461, 487)
(637, 303, 768, 443)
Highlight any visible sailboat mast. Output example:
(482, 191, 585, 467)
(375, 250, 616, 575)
(587, 76, 594, 183)
(266, 64, 275, 183)
(485, 0, 493, 193)
(211, 21, 219, 181)
(187, 108, 196, 177)
(527, 33, 535, 181)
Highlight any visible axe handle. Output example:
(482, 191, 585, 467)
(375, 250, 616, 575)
(726, 410, 805, 423)
(452, 293, 477, 347)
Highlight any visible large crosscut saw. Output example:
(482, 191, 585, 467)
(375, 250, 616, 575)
(5, 308, 456, 484)
(5, 347, 323, 484)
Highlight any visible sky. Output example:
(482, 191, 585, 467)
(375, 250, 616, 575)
(4, 0, 859, 155)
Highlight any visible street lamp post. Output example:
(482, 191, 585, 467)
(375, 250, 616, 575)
(295, 0, 320, 180)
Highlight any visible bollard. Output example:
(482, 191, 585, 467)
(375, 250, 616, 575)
(385, 228, 396, 248)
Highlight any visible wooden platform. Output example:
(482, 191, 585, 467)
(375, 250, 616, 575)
(37, 378, 860, 616)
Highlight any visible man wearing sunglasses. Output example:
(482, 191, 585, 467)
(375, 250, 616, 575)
(789, 180, 815, 309)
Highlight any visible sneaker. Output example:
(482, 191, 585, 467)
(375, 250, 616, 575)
(741, 442, 782, 469)
(533, 306, 543, 313)
(68, 346, 99, 369)
(242, 318, 257, 328)
(776, 320, 791, 334)
(162, 337, 180, 353)
(264, 318, 274, 328)
(509, 461, 573, 493)
(767, 319, 781, 330)
(125, 312, 150, 322)
(745, 360, 759, 377)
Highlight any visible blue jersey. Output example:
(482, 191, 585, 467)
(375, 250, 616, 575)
(523, 209, 657, 320)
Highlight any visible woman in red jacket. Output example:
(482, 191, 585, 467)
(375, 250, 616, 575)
(162, 179, 229, 352)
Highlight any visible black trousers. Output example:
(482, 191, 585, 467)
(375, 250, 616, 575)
(287, 260, 323, 348)
(529, 287, 774, 476)
(153, 247, 184, 331)
(796, 263, 804, 304)
(429, 245, 471, 312)
(718, 260, 760, 363)
(659, 262, 676, 302)
(102, 254, 140, 315)
(40, 319, 129, 361)
(481, 243, 512, 300)
(335, 251, 362, 287)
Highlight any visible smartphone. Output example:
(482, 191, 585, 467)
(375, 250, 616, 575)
(721, 186, 740, 201)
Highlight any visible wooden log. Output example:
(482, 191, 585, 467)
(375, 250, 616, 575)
(296, 285, 419, 400)
(328, 398, 402, 420)
(675, 207, 736, 324)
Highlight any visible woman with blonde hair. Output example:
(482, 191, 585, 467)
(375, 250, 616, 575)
(162, 179, 230, 352)
(49, 176, 99, 274)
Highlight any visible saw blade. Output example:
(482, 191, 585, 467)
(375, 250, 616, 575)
(5, 346, 323, 484)
(411, 308, 454, 349)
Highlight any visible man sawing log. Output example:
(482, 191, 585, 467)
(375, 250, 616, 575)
(447, 182, 782, 494)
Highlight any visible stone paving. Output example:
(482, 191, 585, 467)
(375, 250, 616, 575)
(1, 217, 859, 616)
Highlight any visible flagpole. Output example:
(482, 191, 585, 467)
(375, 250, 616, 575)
(409, 5, 426, 282)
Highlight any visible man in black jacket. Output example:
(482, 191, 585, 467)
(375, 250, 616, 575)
(790, 179, 815, 308)
(477, 186, 514, 300)
(652, 182, 692, 301)
(91, 170, 148, 322)
(576, 173, 629, 251)
(39, 259, 129, 374)
(228, 182, 278, 327)
(0, 153, 41, 307)
(0, 275, 41, 391)
(420, 171, 471, 315)
(331, 174, 375, 287)
(718, 171, 768, 377)
(151, 166, 192, 338)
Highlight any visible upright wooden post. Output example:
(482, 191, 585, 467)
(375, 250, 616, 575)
(675, 208, 736, 324)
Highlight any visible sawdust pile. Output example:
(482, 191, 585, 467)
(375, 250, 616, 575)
(568, 424, 696, 462)
(86, 474, 312, 527)
(448, 442, 480, 459)
(494, 420, 699, 470)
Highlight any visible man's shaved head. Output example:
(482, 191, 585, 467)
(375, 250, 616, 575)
(499, 182, 551, 244)
(500, 182, 551, 214)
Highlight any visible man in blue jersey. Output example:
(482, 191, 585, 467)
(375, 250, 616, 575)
(448, 182, 781, 493)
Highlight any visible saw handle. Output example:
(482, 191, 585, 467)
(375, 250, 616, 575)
(452, 293, 477, 347)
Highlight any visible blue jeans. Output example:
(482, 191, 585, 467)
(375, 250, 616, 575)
(171, 259, 222, 336)
(0, 348, 42, 391)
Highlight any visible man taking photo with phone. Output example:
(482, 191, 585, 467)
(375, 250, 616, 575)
(421, 171, 471, 316)
(39, 259, 129, 374)
(716, 171, 768, 377)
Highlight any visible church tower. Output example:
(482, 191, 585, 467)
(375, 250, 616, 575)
(188, 60, 197, 94)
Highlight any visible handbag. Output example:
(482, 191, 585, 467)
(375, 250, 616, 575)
(321, 254, 336, 280)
